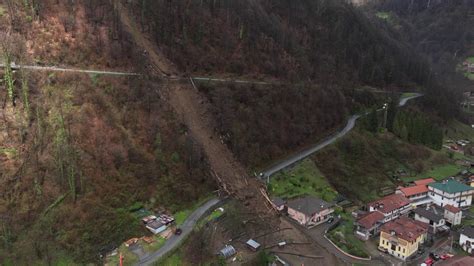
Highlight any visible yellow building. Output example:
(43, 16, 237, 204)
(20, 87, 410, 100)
(378, 217, 428, 260)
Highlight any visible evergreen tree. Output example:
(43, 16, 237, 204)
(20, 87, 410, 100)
(368, 108, 379, 133)
(400, 125, 408, 141)
(386, 98, 398, 132)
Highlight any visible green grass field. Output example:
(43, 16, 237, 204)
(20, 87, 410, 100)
(400, 92, 418, 99)
(444, 120, 474, 141)
(402, 164, 464, 182)
(466, 56, 474, 64)
(327, 212, 370, 258)
(465, 72, 474, 81)
(269, 159, 337, 201)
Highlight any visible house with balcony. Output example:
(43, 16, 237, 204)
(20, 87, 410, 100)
(427, 179, 474, 208)
(396, 178, 435, 207)
(286, 196, 334, 227)
(378, 217, 428, 260)
(367, 193, 412, 223)
(355, 211, 385, 240)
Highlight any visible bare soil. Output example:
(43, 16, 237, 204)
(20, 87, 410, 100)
(115, 2, 344, 264)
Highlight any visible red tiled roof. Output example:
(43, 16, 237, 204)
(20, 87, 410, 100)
(368, 194, 411, 214)
(399, 185, 429, 197)
(444, 204, 461, 213)
(414, 178, 435, 186)
(381, 217, 428, 242)
(356, 211, 385, 229)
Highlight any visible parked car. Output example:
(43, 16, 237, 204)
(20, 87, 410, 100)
(377, 246, 388, 253)
(175, 228, 182, 235)
(423, 258, 434, 266)
(326, 217, 335, 224)
(430, 252, 440, 261)
(440, 254, 454, 260)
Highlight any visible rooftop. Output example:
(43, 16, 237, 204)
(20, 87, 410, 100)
(444, 204, 461, 214)
(286, 196, 333, 216)
(367, 194, 411, 214)
(380, 217, 428, 242)
(460, 226, 474, 238)
(413, 207, 444, 223)
(272, 197, 285, 207)
(398, 185, 429, 197)
(246, 239, 261, 249)
(414, 178, 435, 186)
(356, 211, 385, 229)
(428, 179, 473, 194)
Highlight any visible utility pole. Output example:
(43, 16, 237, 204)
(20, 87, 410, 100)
(383, 103, 388, 129)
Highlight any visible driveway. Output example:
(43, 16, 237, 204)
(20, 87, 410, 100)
(285, 217, 389, 265)
(136, 198, 221, 266)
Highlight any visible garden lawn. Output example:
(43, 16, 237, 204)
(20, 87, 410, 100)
(402, 164, 464, 182)
(269, 159, 337, 201)
(327, 213, 370, 258)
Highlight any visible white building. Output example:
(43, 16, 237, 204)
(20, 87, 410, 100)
(427, 179, 474, 208)
(460, 227, 474, 254)
(443, 204, 462, 226)
(413, 207, 447, 234)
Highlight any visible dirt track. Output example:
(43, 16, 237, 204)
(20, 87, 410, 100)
(115, 2, 344, 264)
(115, 0, 273, 218)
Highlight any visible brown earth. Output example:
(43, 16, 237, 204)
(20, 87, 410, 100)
(115, 1, 344, 264)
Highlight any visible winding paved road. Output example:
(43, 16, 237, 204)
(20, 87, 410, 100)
(0, 63, 141, 76)
(261, 93, 423, 178)
(137, 198, 220, 266)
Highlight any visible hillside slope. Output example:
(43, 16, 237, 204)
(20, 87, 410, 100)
(0, 1, 215, 263)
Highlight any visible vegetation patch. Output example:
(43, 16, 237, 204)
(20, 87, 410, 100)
(173, 195, 214, 226)
(269, 159, 337, 201)
(402, 164, 465, 182)
(158, 250, 183, 266)
(327, 212, 370, 258)
(314, 129, 441, 202)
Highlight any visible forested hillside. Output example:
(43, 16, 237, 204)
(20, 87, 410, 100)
(130, 0, 431, 87)
(0, 1, 214, 263)
(123, 0, 455, 168)
(368, 0, 474, 118)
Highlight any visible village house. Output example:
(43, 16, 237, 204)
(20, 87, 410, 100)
(378, 217, 428, 260)
(367, 193, 412, 223)
(396, 178, 435, 206)
(355, 211, 385, 240)
(413, 206, 447, 234)
(286, 196, 334, 227)
(142, 214, 175, 235)
(428, 179, 474, 208)
(459, 226, 474, 254)
(443, 204, 462, 226)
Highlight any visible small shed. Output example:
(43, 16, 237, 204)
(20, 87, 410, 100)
(218, 245, 236, 258)
(246, 239, 261, 252)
